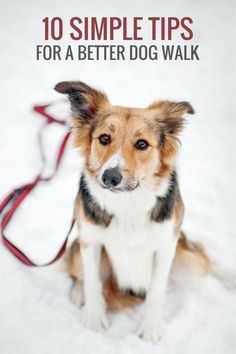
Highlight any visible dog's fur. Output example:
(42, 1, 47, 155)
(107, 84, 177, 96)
(55, 81, 209, 343)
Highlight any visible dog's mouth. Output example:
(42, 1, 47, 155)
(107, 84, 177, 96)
(96, 177, 139, 193)
(101, 183, 139, 193)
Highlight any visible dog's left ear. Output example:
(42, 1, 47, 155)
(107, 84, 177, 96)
(149, 100, 194, 136)
(54, 81, 108, 123)
(149, 100, 194, 162)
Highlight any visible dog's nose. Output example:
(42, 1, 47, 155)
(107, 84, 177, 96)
(102, 168, 122, 188)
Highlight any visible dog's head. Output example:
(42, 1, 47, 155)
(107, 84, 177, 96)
(55, 81, 194, 192)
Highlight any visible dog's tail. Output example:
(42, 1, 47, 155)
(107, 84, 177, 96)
(175, 231, 236, 288)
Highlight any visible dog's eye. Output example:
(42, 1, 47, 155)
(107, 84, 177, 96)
(99, 134, 111, 145)
(135, 139, 149, 150)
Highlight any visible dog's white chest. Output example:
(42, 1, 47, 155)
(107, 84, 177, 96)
(105, 217, 174, 291)
(104, 219, 155, 291)
(81, 215, 174, 292)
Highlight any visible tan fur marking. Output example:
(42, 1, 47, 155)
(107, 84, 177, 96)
(67, 239, 83, 280)
(174, 231, 210, 275)
(174, 187, 185, 234)
(103, 278, 144, 311)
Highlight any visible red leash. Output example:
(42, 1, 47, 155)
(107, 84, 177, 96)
(0, 104, 75, 266)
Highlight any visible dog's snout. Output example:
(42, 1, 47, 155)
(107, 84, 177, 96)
(102, 168, 122, 188)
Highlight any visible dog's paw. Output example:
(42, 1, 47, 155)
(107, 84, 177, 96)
(70, 282, 84, 307)
(81, 304, 109, 332)
(137, 319, 165, 344)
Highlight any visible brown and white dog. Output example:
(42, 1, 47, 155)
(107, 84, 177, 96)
(55, 81, 209, 343)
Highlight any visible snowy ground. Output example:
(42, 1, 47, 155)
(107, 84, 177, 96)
(0, 0, 235, 353)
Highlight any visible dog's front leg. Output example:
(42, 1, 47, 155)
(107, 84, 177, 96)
(138, 235, 178, 343)
(80, 242, 109, 331)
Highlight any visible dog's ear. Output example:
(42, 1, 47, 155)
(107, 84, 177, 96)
(54, 81, 108, 122)
(149, 100, 194, 162)
(149, 100, 194, 136)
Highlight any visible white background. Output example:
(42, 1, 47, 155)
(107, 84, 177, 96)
(0, 1, 235, 353)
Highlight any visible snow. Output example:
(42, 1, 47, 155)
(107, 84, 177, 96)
(0, 0, 235, 353)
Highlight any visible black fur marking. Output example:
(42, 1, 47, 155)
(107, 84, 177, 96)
(79, 174, 113, 227)
(69, 92, 91, 122)
(150, 171, 177, 223)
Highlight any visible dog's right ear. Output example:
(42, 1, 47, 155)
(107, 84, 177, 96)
(54, 81, 108, 122)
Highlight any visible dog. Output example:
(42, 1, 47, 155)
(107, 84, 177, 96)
(55, 81, 210, 343)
